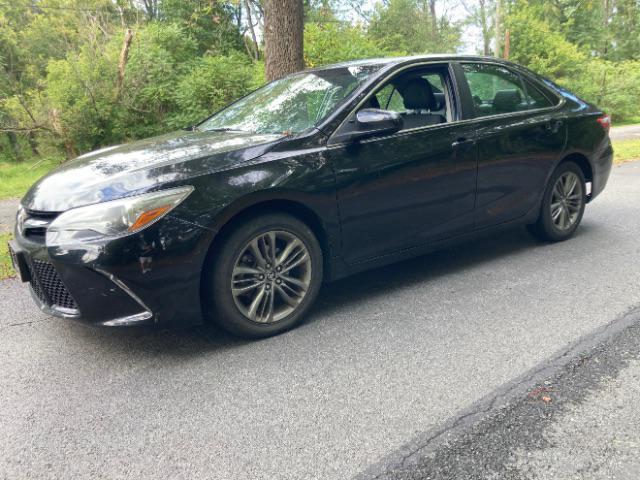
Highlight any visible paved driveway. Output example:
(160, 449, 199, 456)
(610, 124, 640, 141)
(0, 199, 18, 234)
(1, 162, 640, 480)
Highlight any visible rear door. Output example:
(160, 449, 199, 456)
(455, 62, 566, 229)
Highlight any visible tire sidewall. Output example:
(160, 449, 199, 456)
(205, 213, 323, 338)
(539, 162, 586, 241)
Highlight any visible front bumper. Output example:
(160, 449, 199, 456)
(11, 213, 214, 328)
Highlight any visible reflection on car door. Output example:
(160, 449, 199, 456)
(457, 62, 567, 229)
(329, 64, 479, 264)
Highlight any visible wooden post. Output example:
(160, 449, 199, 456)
(503, 29, 510, 59)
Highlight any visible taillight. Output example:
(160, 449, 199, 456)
(597, 114, 611, 132)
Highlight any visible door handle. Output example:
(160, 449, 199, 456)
(452, 137, 476, 149)
(544, 120, 563, 133)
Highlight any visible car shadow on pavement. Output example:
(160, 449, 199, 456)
(60, 224, 595, 358)
(312, 227, 541, 315)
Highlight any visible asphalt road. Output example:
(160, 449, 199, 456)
(609, 124, 640, 141)
(1, 161, 640, 480)
(0, 198, 18, 234)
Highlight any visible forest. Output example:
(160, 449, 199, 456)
(1, 0, 639, 162)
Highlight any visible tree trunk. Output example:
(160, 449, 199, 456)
(494, 0, 502, 58)
(602, 0, 609, 57)
(28, 131, 39, 156)
(429, 0, 438, 43)
(479, 0, 491, 56)
(117, 29, 134, 94)
(244, 0, 260, 60)
(6, 132, 22, 162)
(263, 0, 304, 81)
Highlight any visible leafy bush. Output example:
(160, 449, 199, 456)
(304, 22, 394, 67)
(44, 40, 121, 153)
(171, 55, 264, 129)
(507, 5, 640, 120)
(506, 6, 587, 81)
(116, 22, 199, 139)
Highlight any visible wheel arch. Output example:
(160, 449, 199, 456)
(201, 194, 335, 290)
(558, 151, 594, 200)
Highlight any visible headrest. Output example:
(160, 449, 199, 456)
(493, 89, 522, 113)
(433, 92, 445, 110)
(399, 78, 437, 110)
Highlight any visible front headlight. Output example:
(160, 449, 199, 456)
(46, 186, 193, 246)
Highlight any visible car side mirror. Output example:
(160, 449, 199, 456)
(331, 108, 403, 144)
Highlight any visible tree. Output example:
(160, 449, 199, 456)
(494, 0, 502, 57)
(461, 0, 493, 55)
(368, 0, 461, 54)
(263, 0, 305, 81)
(304, 22, 391, 67)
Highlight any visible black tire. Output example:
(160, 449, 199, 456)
(203, 212, 323, 338)
(528, 161, 586, 242)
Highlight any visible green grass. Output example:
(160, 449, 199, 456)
(0, 157, 61, 200)
(612, 138, 640, 164)
(613, 117, 640, 127)
(0, 233, 15, 280)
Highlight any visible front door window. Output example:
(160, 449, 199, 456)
(362, 69, 453, 130)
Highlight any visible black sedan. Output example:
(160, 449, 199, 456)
(9, 55, 613, 338)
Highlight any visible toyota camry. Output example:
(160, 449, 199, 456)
(9, 55, 613, 338)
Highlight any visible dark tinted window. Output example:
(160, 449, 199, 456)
(522, 78, 554, 109)
(462, 63, 529, 117)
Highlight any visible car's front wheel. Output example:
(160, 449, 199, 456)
(528, 161, 586, 242)
(204, 212, 323, 338)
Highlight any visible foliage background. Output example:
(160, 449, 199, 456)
(1, 0, 639, 162)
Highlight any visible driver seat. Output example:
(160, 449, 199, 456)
(398, 78, 446, 129)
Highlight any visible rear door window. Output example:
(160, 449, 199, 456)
(462, 63, 529, 117)
(462, 63, 559, 117)
(522, 78, 555, 109)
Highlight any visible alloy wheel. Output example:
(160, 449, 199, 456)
(230, 230, 312, 324)
(550, 171, 583, 231)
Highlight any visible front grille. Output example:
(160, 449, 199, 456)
(28, 259, 78, 310)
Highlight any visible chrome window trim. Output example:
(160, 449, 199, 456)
(327, 59, 566, 148)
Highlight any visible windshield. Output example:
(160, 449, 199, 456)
(199, 65, 382, 135)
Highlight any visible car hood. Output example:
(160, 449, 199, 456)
(22, 129, 283, 212)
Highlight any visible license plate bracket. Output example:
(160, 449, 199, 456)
(7, 240, 31, 283)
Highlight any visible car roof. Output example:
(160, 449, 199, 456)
(306, 54, 515, 72)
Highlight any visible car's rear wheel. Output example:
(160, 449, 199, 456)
(204, 212, 323, 338)
(528, 161, 586, 242)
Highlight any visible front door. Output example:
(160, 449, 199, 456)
(329, 64, 478, 264)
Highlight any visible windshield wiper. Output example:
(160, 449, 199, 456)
(204, 127, 246, 133)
